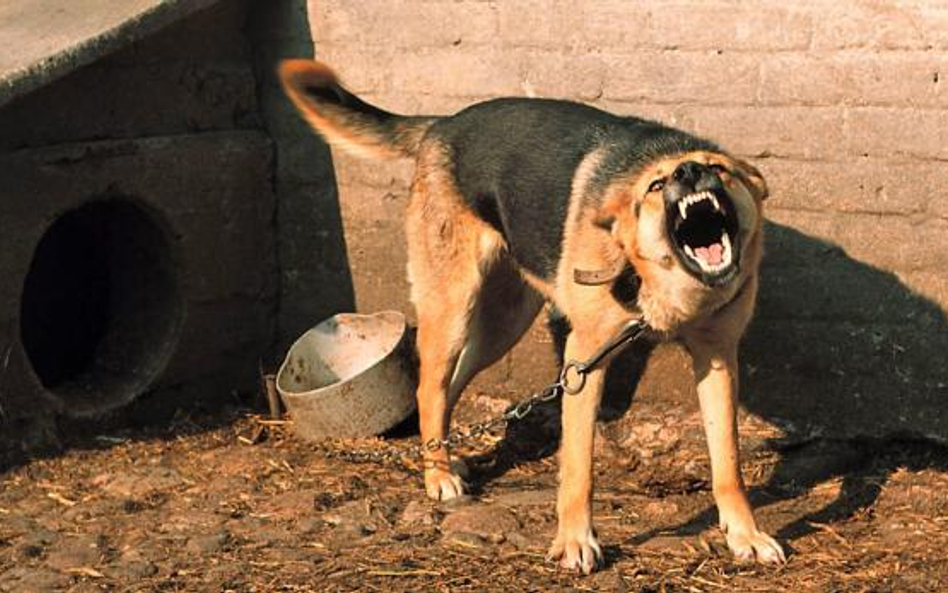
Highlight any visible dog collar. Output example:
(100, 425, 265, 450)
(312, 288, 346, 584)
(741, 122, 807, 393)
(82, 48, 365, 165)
(573, 259, 628, 286)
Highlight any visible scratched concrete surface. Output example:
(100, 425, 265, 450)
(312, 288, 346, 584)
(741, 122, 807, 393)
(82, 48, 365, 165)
(0, 0, 219, 107)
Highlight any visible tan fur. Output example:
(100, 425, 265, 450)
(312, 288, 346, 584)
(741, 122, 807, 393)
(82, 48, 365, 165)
(405, 142, 545, 499)
(279, 60, 435, 160)
(280, 60, 784, 573)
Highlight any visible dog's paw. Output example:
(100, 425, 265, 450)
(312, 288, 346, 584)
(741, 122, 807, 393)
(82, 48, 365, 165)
(725, 528, 786, 565)
(546, 526, 603, 575)
(424, 467, 466, 501)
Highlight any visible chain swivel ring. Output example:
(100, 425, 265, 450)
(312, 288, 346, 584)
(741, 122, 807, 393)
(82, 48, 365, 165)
(559, 361, 587, 395)
(559, 318, 648, 396)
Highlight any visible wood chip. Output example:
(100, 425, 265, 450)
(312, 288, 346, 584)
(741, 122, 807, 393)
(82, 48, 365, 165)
(47, 492, 77, 507)
(365, 569, 443, 577)
(67, 567, 105, 578)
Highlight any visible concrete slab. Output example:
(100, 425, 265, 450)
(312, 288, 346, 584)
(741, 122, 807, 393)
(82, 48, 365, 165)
(0, 0, 221, 107)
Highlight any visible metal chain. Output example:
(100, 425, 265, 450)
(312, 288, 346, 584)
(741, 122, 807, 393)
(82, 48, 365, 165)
(315, 379, 565, 473)
(313, 317, 649, 472)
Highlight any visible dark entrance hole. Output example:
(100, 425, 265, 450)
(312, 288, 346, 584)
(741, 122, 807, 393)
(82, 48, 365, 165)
(20, 200, 181, 417)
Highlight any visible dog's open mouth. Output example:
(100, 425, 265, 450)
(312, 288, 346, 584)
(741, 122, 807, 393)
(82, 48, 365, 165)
(667, 189, 741, 286)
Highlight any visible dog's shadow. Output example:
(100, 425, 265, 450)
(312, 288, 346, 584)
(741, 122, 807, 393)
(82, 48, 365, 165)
(473, 221, 948, 549)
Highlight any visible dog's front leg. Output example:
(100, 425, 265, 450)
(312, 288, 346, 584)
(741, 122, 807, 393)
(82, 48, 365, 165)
(547, 331, 606, 574)
(686, 338, 785, 564)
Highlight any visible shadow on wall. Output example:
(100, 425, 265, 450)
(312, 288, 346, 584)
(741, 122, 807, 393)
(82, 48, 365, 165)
(250, 0, 356, 357)
(744, 221, 948, 441)
(489, 220, 948, 546)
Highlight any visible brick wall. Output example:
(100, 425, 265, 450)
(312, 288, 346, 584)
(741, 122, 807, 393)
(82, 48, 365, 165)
(302, 1, 948, 441)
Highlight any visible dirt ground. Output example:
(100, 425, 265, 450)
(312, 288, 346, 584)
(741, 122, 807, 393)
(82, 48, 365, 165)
(1, 392, 947, 593)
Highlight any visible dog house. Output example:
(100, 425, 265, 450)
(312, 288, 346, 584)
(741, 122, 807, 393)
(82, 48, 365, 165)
(0, 0, 351, 463)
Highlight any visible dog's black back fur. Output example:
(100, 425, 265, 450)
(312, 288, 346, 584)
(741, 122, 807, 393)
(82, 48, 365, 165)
(429, 98, 720, 279)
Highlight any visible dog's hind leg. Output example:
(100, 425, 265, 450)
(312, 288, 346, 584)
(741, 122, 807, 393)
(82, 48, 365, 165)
(448, 257, 545, 406)
(416, 260, 543, 501)
(407, 143, 541, 500)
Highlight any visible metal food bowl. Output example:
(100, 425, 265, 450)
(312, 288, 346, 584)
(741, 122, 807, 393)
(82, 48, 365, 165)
(276, 311, 417, 440)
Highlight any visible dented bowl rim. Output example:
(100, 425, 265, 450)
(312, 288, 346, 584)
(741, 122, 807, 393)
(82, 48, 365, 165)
(276, 310, 410, 400)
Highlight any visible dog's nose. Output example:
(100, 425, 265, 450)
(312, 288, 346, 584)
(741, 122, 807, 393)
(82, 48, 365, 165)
(671, 161, 709, 187)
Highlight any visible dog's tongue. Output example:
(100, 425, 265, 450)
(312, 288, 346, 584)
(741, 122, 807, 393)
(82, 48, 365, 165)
(695, 243, 723, 265)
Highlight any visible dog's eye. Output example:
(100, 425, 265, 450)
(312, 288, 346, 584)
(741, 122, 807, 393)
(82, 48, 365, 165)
(710, 163, 729, 176)
(648, 178, 665, 193)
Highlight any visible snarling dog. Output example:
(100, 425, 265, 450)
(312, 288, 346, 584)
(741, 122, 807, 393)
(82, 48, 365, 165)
(280, 60, 785, 573)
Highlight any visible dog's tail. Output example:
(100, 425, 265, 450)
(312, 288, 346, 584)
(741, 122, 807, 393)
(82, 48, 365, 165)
(279, 60, 437, 160)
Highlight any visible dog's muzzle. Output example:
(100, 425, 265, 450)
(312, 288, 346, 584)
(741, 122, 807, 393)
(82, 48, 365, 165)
(665, 186, 741, 287)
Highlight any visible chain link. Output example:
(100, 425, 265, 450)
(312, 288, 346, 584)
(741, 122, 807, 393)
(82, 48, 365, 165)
(313, 380, 566, 473)
(310, 318, 649, 472)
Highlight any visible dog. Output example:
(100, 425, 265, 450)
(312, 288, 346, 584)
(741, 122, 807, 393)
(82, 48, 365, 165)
(279, 60, 785, 573)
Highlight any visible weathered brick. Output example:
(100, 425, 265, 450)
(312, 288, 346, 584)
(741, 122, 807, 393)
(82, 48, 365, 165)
(741, 318, 948, 441)
(761, 157, 941, 215)
(267, 114, 338, 187)
(929, 185, 948, 220)
(900, 271, 948, 312)
(333, 153, 414, 191)
(273, 180, 354, 336)
(847, 107, 948, 160)
(499, 0, 583, 50)
(336, 182, 410, 232)
(341, 221, 412, 315)
(473, 317, 559, 392)
(602, 51, 759, 106)
(760, 54, 947, 108)
(311, 0, 499, 49)
(594, 99, 691, 129)
(516, 51, 606, 101)
(580, 0, 652, 50)
(311, 43, 392, 94)
(767, 208, 948, 274)
(759, 55, 852, 107)
(757, 255, 941, 324)
(366, 90, 489, 117)
(812, 3, 948, 51)
(683, 105, 845, 159)
(391, 48, 524, 98)
(585, 1, 812, 52)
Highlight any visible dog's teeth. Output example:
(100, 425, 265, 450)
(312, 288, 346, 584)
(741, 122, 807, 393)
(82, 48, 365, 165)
(684, 244, 696, 260)
(678, 192, 720, 220)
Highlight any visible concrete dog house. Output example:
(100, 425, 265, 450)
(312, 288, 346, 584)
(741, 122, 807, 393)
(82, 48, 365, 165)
(0, 134, 274, 423)
(0, 0, 353, 463)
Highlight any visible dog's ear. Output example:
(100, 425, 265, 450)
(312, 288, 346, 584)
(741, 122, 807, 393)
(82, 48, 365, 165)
(731, 158, 769, 201)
